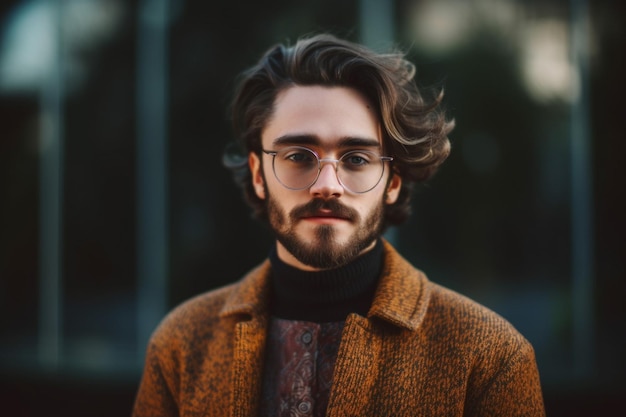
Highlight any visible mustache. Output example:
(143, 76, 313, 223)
(290, 199, 358, 221)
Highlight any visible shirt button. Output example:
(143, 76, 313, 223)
(298, 401, 312, 413)
(301, 331, 312, 344)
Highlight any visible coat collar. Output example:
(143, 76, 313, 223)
(219, 240, 432, 331)
(219, 261, 272, 319)
(367, 240, 432, 331)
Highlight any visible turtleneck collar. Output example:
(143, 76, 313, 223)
(268, 239, 384, 323)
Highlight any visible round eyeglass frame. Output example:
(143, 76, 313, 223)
(262, 146, 393, 194)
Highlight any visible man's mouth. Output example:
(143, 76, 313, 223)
(300, 209, 346, 221)
(301, 214, 349, 225)
(303, 209, 347, 219)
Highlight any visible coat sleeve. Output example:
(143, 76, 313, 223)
(465, 338, 546, 417)
(132, 338, 180, 417)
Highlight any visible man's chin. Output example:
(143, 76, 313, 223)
(296, 249, 350, 270)
(280, 236, 370, 270)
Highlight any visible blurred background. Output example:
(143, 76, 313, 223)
(0, 0, 624, 415)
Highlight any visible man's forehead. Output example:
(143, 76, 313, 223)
(262, 85, 383, 150)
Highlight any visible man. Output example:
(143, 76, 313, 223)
(133, 34, 545, 416)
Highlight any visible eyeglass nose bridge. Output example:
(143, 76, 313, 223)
(317, 156, 342, 169)
(310, 156, 344, 188)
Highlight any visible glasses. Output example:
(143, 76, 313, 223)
(263, 146, 393, 194)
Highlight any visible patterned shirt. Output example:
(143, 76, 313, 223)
(260, 319, 345, 417)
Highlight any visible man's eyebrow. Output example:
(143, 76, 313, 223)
(337, 137, 381, 148)
(272, 134, 381, 149)
(272, 134, 318, 147)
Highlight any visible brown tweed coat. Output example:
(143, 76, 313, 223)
(133, 241, 545, 416)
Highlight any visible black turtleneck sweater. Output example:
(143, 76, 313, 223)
(267, 238, 384, 323)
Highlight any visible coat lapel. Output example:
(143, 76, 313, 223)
(220, 261, 272, 417)
(325, 314, 382, 416)
(231, 316, 267, 417)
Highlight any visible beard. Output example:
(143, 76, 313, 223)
(266, 193, 385, 270)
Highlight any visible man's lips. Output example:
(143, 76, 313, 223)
(300, 209, 352, 222)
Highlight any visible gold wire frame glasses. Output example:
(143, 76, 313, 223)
(263, 146, 393, 194)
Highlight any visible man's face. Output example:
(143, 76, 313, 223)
(249, 85, 401, 270)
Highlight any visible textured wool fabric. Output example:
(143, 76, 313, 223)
(132, 240, 546, 417)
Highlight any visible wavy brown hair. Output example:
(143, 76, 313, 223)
(224, 33, 454, 227)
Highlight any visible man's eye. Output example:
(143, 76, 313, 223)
(285, 152, 314, 163)
(344, 154, 370, 166)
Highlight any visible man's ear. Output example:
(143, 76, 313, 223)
(385, 173, 402, 204)
(249, 152, 266, 200)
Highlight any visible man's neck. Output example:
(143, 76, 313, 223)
(268, 239, 384, 322)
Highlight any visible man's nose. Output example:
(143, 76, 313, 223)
(309, 162, 344, 197)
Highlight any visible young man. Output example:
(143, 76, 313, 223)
(133, 34, 545, 416)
